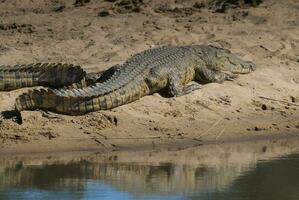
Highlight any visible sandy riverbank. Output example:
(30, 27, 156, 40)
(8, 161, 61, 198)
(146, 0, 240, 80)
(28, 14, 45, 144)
(0, 0, 298, 155)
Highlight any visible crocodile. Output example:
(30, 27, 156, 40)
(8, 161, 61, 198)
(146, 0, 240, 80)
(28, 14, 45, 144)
(15, 45, 255, 115)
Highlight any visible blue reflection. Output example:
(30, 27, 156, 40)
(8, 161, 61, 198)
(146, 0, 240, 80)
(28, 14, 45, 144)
(0, 182, 186, 200)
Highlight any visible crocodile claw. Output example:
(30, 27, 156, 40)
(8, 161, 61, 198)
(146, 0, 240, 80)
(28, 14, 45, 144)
(225, 73, 239, 81)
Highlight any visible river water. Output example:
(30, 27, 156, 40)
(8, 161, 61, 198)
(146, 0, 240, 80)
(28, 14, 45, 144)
(0, 138, 299, 200)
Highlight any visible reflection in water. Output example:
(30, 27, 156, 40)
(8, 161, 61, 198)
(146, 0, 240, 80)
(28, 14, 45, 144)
(191, 153, 299, 200)
(0, 138, 299, 200)
(237, 154, 299, 200)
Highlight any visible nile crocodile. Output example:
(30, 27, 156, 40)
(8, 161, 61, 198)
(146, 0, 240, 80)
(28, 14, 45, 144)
(15, 45, 255, 115)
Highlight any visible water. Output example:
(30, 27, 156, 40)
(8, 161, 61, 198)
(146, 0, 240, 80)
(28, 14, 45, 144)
(1, 139, 299, 200)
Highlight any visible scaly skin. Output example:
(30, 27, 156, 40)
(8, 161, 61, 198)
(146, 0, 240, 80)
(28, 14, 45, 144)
(0, 62, 121, 90)
(0, 63, 87, 91)
(15, 45, 255, 115)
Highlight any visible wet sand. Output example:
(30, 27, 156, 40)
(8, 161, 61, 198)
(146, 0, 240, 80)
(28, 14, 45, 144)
(0, 0, 298, 155)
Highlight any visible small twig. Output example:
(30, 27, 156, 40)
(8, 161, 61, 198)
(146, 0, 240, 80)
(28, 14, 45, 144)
(97, 133, 108, 140)
(215, 128, 226, 140)
(199, 118, 222, 138)
(93, 138, 106, 147)
(195, 101, 214, 111)
(40, 110, 60, 119)
(259, 96, 299, 107)
(188, 137, 203, 142)
(92, 137, 112, 148)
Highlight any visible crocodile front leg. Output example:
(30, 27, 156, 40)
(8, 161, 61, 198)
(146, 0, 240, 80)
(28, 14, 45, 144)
(195, 66, 238, 83)
(168, 74, 202, 97)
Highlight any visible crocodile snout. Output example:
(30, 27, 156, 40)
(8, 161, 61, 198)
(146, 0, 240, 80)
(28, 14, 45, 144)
(242, 61, 256, 72)
(247, 61, 256, 71)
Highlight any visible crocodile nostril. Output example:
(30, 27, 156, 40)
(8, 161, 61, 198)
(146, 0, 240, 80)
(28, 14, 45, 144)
(246, 61, 256, 71)
(251, 64, 256, 71)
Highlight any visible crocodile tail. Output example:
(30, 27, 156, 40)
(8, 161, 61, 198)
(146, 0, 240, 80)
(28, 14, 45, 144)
(15, 92, 34, 111)
(15, 88, 57, 112)
(15, 79, 149, 115)
(37, 63, 86, 87)
(0, 63, 86, 91)
(0, 64, 37, 91)
(61, 78, 87, 90)
(65, 80, 150, 115)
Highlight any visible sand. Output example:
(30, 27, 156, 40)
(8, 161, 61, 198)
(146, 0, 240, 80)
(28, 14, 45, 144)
(0, 0, 298, 155)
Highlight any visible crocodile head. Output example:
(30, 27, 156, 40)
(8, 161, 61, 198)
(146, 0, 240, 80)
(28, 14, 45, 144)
(210, 46, 256, 74)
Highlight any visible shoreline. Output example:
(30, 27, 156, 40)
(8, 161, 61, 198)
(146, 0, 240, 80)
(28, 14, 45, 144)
(1, 131, 299, 156)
